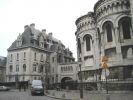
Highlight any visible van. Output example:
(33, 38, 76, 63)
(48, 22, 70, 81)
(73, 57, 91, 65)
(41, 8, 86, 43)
(31, 80, 44, 95)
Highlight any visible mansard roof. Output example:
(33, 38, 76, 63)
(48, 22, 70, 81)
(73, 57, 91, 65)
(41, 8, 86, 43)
(8, 26, 33, 51)
(8, 24, 64, 51)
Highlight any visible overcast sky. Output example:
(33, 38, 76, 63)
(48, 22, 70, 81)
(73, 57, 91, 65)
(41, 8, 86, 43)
(0, 0, 98, 59)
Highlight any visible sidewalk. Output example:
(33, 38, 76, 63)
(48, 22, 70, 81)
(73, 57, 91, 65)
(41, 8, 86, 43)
(45, 90, 133, 100)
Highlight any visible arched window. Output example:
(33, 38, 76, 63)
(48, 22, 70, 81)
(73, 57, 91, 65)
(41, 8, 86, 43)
(83, 34, 92, 51)
(78, 38, 81, 53)
(119, 17, 132, 39)
(23, 64, 26, 72)
(16, 65, 19, 72)
(86, 36, 91, 51)
(103, 21, 113, 42)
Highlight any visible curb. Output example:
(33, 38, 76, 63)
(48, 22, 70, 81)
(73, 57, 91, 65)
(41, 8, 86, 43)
(45, 94, 74, 100)
(45, 92, 81, 100)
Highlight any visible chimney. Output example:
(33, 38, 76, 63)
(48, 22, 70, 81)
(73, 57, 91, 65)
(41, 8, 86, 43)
(30, 23, 35, 28)
(48, 32, 52, 37)
(24, 25, 29, 30)
(42, 29, 46, 34)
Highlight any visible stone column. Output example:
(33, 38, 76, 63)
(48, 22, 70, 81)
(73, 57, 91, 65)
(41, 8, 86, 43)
(118, 67, 124, 80)
(130, 0, 133, 28)
(100, 32, 105, 56)
(114, 27, 123, 61)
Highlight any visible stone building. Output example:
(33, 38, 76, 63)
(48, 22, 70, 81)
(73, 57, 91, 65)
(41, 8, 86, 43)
(75, 0, 133, 81)
(6, 23, 75, 84)
(58, 62, 78, 83)
(0, 56, 6, 82)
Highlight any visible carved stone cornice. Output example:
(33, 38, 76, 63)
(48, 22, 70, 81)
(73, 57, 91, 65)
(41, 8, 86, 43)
(94, 0, 130, 21)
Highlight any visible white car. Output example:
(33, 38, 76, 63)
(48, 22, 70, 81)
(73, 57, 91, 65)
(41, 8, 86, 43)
(0, 86, 10, 91)
(31, 80, 44, 95)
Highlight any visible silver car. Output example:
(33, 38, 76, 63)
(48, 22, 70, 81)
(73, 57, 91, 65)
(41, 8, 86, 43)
(0, 86, 10, 91)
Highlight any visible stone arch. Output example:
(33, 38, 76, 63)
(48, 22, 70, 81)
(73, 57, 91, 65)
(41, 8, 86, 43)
(61, 77, 73, 83)
(99, 18, 114, 32)
(115, 14, 131, 27)
(118, 16, 132, 39)
(61, 77, 74, 89)
(83, 34, 93, 51)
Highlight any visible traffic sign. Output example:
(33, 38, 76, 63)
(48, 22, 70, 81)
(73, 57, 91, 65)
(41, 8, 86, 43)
(101, 56, 108, 62)
(101, 62, 108, 69)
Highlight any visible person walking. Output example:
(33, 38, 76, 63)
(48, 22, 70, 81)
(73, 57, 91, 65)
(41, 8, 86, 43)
(18, 83, 21, 92)
(24, 84, 26, 91)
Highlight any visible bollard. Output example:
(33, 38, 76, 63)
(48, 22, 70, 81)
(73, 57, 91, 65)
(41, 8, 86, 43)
(106, 94, 110, 100)
(52, 92, 55, 96)
(62, 93, 66, 98)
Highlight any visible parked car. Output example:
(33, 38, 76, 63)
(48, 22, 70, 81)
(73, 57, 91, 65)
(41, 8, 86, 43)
(0, 86, 11, 91)
(31, 80, 44, 96)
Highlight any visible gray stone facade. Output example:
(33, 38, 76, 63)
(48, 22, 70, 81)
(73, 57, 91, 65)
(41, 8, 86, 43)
(58, 62, 78, 83)
(6, 23, 75, 84)
(75, 0, 133, 81)
(0, 56, 6, 82)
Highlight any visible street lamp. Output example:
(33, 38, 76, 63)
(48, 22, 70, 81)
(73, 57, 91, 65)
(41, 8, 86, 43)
(15, 73, 18, 89)
(79, 63, 83, 99)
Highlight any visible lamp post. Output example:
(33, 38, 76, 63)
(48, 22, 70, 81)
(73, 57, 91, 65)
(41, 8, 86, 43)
(15, 73, 18, 89)
(79, 63, 83, 99)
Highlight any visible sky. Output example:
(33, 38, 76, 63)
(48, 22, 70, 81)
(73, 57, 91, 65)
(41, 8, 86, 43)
(0, 0, 98, 59)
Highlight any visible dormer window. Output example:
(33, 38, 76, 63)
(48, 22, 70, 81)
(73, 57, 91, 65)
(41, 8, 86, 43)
(39, 42, 44, 48)
(16, 34, 22, 47)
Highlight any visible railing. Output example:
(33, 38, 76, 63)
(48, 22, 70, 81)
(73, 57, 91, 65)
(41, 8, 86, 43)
(48, 78, 133, 91)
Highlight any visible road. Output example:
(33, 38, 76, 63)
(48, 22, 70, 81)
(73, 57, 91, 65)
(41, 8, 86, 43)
(0, 89, 57, 100)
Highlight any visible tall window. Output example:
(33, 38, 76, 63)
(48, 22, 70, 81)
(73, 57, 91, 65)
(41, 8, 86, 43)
(33, 65, 36, 72)
(24, 52, 26, 60)
(83, 34, 92, 51)
(17, 53, 19, 61)
(40, 54, 43, 62)
(106, 23, 113, 42)
(78, 38, 81, 53)
(34, 53, 36, 61)
(10, 54, 13, 62)
(52, 57, 54, 62)
(23, 64, 26, 72)
(16, 65, 19, 72)
(10, 65, 13, 72)
(86, 36, 91, 51)
(119, 17, 131, 39)
(103, 21, 113, 42)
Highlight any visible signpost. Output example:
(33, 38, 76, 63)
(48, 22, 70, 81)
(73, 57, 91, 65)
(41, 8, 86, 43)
(101, 56, 109, 94)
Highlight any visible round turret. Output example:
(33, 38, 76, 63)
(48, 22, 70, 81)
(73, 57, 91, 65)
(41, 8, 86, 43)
(75, 12, 96, 36)
(94, 0, 130, 22)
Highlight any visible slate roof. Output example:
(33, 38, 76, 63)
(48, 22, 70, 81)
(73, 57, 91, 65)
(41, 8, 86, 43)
(8, 26, 33, 51)
(7, 25, 62, 51)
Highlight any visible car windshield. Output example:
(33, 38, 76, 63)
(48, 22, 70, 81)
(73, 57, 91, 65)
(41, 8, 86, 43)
(32, 80, 42, 86)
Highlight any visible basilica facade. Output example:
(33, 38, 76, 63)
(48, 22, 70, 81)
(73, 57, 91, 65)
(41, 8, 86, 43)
(75, 0, 133, 81)
(6, 23, 75, 84)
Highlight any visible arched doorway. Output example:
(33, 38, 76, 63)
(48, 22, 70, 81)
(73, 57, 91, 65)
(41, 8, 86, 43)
(61, 77, 77, 90)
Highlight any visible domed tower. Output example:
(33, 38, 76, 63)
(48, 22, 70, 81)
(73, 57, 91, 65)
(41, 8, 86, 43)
(75, 12, 99, 81)
(94, 0, 133, 79)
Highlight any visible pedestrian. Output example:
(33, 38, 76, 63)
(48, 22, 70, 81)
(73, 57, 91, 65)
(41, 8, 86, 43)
(24, 84, 26, 91)
(19, 83, 21, 92)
